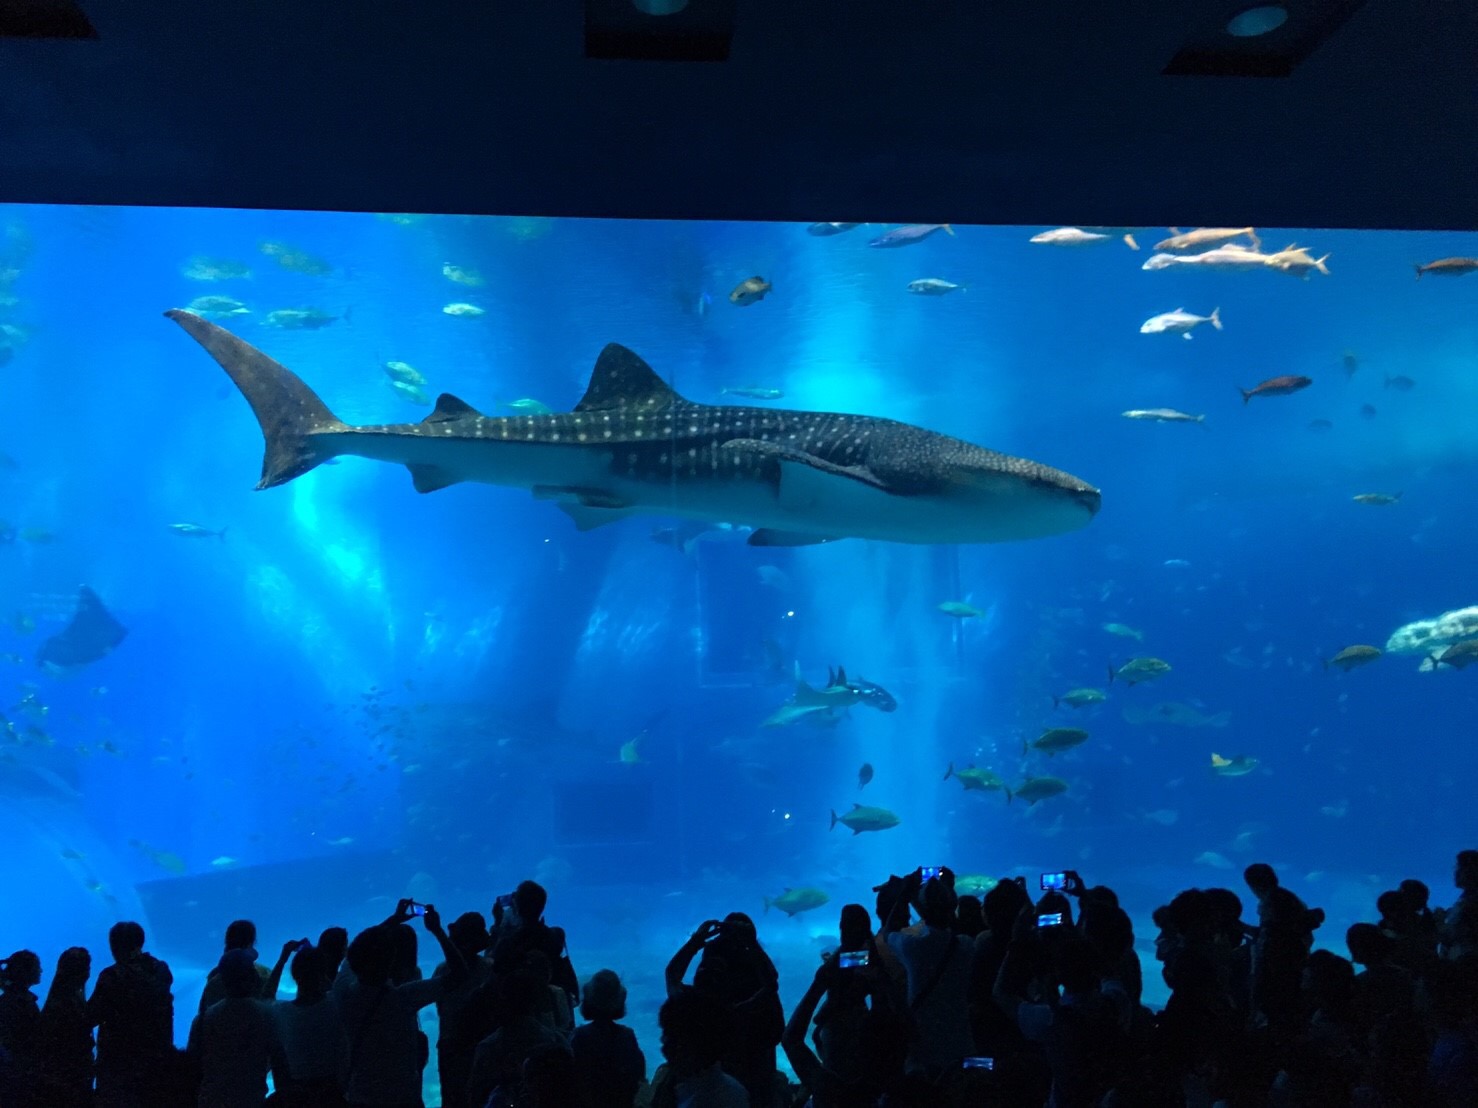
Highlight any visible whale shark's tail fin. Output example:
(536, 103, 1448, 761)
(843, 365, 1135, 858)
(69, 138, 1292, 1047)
(165, 309, 346, 489)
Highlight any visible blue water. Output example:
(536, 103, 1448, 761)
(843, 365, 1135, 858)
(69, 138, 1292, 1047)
(2, 209, 1475, 1100)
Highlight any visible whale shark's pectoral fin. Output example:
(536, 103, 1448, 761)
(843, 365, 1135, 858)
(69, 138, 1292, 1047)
(556, 503, 637, 531)
(764, 701, 830, 727)
(533, 485, 636, 531)
(721, 439, 888, 504)
(407, 465, 461, 493)
(803, 707, 847, 728)
(748, 529, 841, 547)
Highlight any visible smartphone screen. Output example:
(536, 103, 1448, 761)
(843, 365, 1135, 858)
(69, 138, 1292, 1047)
(495, 894, 514, 910)
(408, 902, 427, 917)
(1037, 912, 1064, 928)
(1040, 872, 1068, 891)
(921, 866, 943, 881)
(836, 949, 870, 969)
(963, 1056, 995, 1070)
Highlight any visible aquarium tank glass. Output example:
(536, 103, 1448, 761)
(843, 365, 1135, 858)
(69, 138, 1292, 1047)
(1, 207, 1475, 1102)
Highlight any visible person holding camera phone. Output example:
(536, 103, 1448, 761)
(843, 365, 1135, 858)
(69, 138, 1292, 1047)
(881, 867, 974, 1084)
(430, 913, 494, 1108)
(809, 905, 875, 1083)
(993, 894, 1126, 1107)
(337, 898, 467, 1108)
(662, 913, 783, 1106)
(489, 882, 579, 1008)
(780, 928, 910, 1108)
(270, 941, 351, 1108)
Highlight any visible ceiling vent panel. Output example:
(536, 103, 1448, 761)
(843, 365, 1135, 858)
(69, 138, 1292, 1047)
(1163, 0, 1366, 77)
(584, 0, 735, 61)
(0, 0, 97, 39)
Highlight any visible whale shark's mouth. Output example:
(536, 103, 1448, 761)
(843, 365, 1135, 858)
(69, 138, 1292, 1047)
(1066, 484, 1103, 516)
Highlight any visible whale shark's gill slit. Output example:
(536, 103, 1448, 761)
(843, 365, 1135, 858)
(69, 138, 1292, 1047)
(164, 309, 345, 489)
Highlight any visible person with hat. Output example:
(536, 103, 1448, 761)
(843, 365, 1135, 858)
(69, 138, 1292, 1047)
(571, 969, 646, 1108)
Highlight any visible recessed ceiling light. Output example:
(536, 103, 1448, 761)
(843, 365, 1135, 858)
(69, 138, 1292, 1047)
(1226, 5, 1289, 37)
(632, 0, 689, 13)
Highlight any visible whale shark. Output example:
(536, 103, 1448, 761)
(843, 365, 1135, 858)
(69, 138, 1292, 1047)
(164, 310, 1100, 546)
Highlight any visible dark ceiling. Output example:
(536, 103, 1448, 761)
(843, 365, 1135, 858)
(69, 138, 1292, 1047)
(1, 0, 1475, 229)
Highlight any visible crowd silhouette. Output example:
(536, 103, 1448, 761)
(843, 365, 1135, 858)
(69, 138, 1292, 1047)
(1, 853, 1476, 1107)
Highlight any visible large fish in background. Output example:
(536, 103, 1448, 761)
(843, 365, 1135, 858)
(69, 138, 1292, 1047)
(762, 665, 897, 728)
(164, 311, 1100, 546)
(37, 586, 127, 675)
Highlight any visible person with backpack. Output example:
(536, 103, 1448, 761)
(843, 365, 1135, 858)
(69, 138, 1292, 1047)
(87, 921, 177, 1108)
(1243, 863, 1324, 1035)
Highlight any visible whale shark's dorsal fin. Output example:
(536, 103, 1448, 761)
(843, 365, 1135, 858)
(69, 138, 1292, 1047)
(423, 393, 483, 423)
(576, 343, 680, 412)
